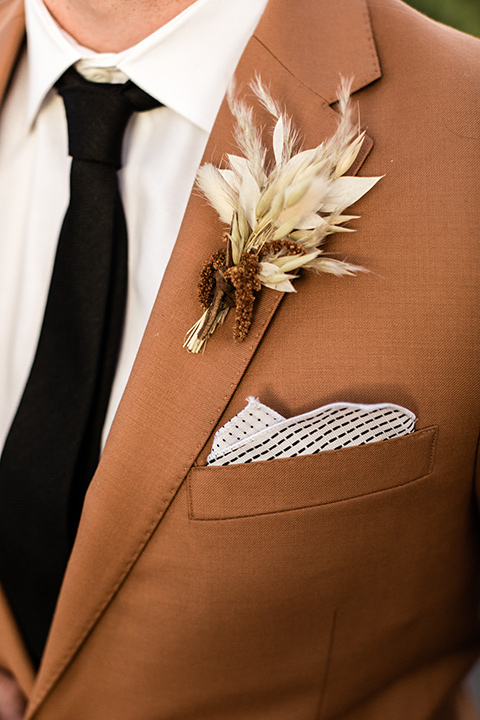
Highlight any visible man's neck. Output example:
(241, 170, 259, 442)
(43, 0, 199, 52)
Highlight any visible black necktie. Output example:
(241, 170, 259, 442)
(0, 67, 161, 665)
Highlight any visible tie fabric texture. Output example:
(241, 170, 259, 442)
(0, 67, 161, 665)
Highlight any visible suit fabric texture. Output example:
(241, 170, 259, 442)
(0, 0, 479, 718)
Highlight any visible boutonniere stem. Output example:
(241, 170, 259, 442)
(184, 77, 382, 353)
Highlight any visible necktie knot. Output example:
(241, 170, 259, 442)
(55, 66, 162, 168)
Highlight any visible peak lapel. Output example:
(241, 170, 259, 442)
(25, 0, 381, 715)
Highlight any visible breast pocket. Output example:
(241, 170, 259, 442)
(187, 426, 438, 520)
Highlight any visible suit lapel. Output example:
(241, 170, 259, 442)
(0, 0, 380, 715)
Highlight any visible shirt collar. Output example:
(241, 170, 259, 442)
(25, 0, 269, 132)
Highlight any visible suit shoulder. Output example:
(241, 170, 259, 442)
(367, 0, 480, 86)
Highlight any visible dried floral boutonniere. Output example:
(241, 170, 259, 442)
(184, 77, 381, 353)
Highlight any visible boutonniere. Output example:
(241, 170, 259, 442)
(184, 77, 381, 353)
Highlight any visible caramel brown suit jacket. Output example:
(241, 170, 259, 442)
(0, 0, 479, 718)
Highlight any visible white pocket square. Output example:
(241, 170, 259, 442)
(207, 397, 416, 466)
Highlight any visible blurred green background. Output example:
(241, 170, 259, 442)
(406, 0, 480, 37)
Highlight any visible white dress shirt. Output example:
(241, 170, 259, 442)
(0, 0, 268, 452)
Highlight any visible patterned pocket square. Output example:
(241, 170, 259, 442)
(207, 397, 416, 466)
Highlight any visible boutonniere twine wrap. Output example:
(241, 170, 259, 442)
(184, 77, 382, 353)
